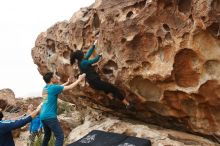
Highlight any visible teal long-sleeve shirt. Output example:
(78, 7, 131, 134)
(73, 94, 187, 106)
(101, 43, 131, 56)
(80, 44, 101, 70)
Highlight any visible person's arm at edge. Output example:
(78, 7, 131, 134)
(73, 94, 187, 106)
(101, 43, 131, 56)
(0, 103, 42, 133)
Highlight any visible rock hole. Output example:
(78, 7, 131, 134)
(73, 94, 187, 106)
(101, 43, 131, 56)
(93, 13, 100, 29)
(133, 67, 141, 72)
(142, 61, 151, 68)
(163, 24, 170, 32)
(73, 44, 77, 49)
(102, 60, 118, 74)
(201, 16, 206, 21)
(121, 38, 127, 44)
(178, 0, 192, 13)
(126, 33, 156, 54)
(126, 11, 134, 18)
(103, 68, 113, 74)
(46, 39, 56, 52)
(122, 67, 127, 71)
(173, 48, 200, 87)
(157, 36, 162, 45)
(59, 30, 63, 34)
(207, 22, 220, 38)
(126, 60, 135, 64)
(189, 14, 194, 23)
(129, 76, 161, 101)
(63, 51, 70, 59)
(134, 0, 146, 9)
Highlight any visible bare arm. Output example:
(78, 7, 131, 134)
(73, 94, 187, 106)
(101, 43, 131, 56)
(63, 74, 86, 91)
(0, 103, 42, 134)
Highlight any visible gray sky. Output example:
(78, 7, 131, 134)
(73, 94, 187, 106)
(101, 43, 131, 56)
(0, 0, 95, 98)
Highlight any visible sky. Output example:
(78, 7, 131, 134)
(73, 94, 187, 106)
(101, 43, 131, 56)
(0, 0, 95, 98)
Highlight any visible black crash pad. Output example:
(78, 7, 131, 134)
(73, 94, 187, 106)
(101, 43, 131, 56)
(67, 130, 151, 146)
(117, 136, 151, 146)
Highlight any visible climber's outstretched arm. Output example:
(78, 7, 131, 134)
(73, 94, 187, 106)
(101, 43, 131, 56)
(84, 40, 98, 60)
(87, 55, 102, 65)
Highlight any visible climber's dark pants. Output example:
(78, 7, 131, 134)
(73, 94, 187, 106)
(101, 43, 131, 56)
(87, 78, 125, 101)
(42, 118, 64, 146)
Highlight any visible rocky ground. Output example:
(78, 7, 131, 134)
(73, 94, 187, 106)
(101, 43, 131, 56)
(13, 106, 220, 146)
(66, 107, 220, 146)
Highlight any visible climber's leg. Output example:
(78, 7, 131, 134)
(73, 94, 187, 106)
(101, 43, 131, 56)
(88, 79, 124, 100)
(88, 78, 136, 111)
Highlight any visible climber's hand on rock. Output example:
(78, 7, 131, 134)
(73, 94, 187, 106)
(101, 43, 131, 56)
(78, 73, 86, 80)
(99, 53, 103, 58)
(94, 40, 98, 46)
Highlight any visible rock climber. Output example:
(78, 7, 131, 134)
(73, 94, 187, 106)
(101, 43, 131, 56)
(70, 40, 135, 111)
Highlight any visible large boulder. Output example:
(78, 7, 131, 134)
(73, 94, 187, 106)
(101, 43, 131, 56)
(0, 88, 16, 111)
(32, 0, 220, 138)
